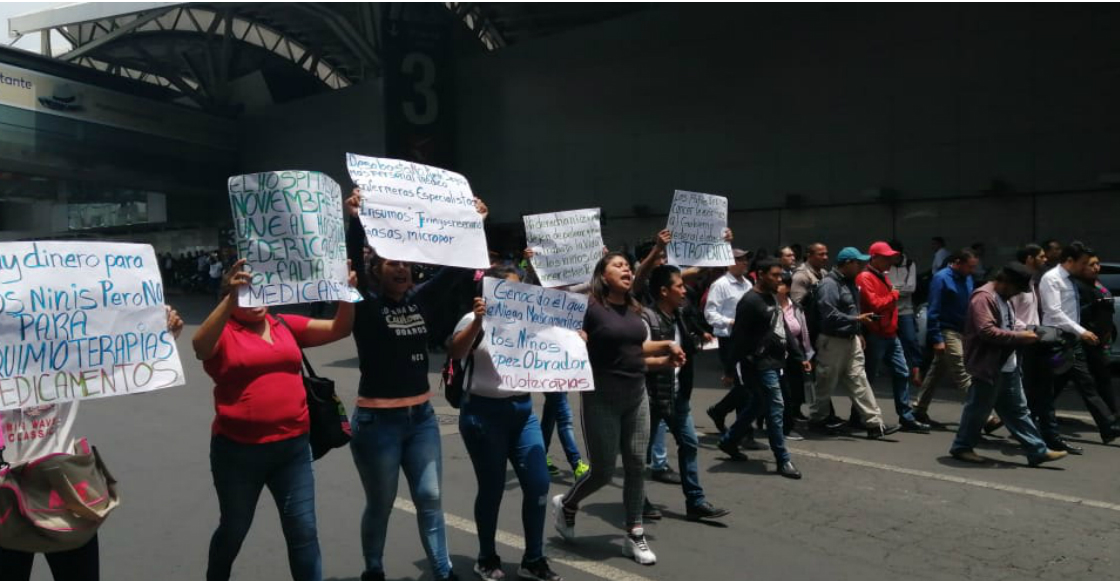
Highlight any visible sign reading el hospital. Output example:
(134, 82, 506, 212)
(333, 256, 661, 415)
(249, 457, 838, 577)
(346, 153, 490, 270)
(228, 170, 362, 307)
(0, 242, 186, 410)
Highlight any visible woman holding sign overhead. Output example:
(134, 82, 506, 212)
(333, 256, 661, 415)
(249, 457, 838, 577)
(551, 252, 685, 566)
(192, 259, 356, 581)
(449, 265, 563, 581)
(343, 189, 487, 581)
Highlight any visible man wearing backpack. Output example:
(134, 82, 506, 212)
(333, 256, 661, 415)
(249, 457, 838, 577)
(791, 243, 829, 308)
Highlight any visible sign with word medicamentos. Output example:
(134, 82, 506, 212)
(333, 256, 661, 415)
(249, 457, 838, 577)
(481, 277, 593, 393)
(346, 153, 489, 269)
(228, 171, 362, 307)
(665, 190, 734, 267)
(524, 209, 603, 288)
(0, 242, 186, 410)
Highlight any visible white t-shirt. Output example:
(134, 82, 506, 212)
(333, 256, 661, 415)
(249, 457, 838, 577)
(454, 313, 515, 399)
(1, 402, 80, 465)
(996, 295, 1018, 372)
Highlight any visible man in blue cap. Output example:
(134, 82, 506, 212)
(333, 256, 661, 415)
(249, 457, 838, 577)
(807, 247, 901, 439)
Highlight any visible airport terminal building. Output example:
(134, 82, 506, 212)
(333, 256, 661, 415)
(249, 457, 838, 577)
(2, 3, 1119, 268)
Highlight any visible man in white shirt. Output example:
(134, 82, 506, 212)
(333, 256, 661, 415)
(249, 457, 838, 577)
(1036, 241, 1120, 446)
(703, 248, 752, 433)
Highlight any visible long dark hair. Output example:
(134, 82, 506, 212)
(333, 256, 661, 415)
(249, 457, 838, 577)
(589, 252, 642, 313)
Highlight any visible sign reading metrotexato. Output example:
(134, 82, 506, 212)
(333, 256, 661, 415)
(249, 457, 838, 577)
(228, 170, 362, 307)
(346, 153, 490, 269)
(481, 277, 594, 393)
(0, 242, 186, 410)
(665, 190, 734, 267)
(524, 208, 604, 288)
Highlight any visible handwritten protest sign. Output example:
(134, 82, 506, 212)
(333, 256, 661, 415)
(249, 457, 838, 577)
(228, 171, 361, 307)
(524, 209, 603, 288)
(665, 190, 734, 267)
(0, 242, 186, 410)
(346, 153, 489, 269)
(481, 277, 594, 392)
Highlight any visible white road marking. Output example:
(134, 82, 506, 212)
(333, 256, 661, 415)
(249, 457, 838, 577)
(788, 447, 1120, 513)
(394, 498, 658, 581)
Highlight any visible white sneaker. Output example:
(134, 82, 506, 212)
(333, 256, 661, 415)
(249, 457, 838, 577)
(623, 527, 657, 565)
(552, 494, 575, 541)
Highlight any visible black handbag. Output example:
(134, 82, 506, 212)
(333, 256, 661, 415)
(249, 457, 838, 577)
(277, 316, 352, 460)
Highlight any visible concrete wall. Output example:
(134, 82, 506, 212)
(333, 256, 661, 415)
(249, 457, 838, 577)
(238, 80, 386, 191)
(454, 4, 1120, 269)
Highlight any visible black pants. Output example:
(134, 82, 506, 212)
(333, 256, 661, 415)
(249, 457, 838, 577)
(1084, 344, 1119, 416)
(711, 342, 746, 417)
(782, 358, 807, 429)
(0, 535, 99, 581)
(1048, 344, 1118, 439)
(1022, 343, 1056, 440)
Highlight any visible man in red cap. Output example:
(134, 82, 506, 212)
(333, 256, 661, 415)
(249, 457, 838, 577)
(855, 242, 931, 433)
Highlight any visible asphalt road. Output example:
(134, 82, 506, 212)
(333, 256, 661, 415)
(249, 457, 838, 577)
(25, 295, 1120, 581)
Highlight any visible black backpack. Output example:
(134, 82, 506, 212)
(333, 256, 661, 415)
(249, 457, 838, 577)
(440, 332, 483, 409)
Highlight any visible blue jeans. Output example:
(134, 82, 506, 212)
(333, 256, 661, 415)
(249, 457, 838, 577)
(723, 368, 790, 464)
(897, 314, 922, 371)
(459, 395, 550, 562)
(951, 370, 1049, 462)
(350, 403, 450, 579)
(864, 334, 917, 422)
(652, 393, 706, 506)
(648, 419, 669, 471)
(208, 434, 320, 581)
(540, 392, 582, 468)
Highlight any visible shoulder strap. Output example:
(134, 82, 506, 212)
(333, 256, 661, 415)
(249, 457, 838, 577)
(274, 315, 318, 378)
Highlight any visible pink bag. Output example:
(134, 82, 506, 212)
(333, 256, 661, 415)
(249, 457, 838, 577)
(0, 439, 120, 553)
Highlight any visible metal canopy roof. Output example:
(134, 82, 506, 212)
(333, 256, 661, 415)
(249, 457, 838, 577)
(8, 2, 648, 116)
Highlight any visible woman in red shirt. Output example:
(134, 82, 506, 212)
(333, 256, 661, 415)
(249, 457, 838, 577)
(192, 259, 356, 581)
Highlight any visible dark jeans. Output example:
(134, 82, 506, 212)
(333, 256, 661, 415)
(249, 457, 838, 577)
(1049, 343, 1118, 438)
(208, 434, 320, 581)
(649, 390, 706, 508)
(459, 394, 550, 563)
(897, 313, 923, 371)
(951, 370, 1048, 462)
(1084, 344, 1119, 415)
(863, 334, 917, 422)
(710, 341, 741, 417)
(722, 368, 790, 464)
(540, 392, 582, 468)
(350, 403, 450, 579)
(0, 535, 99, 581)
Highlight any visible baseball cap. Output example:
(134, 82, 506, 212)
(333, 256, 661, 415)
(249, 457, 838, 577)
(836, 247, 870, 263)
(868, 241, 900, 258)
(1000, 262, 1033, 290)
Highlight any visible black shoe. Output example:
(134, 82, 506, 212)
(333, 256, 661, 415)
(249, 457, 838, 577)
(686, 501, 730, 521)
(867, 424, 901, 440)
(807, 420, 842, 435)
(1102, 425, 1120, 445)
(707, 406, 727, 435)
(913, 410, 933, 425)
(436, 572, 460, 581)
(651, 468, 682, 485)
(717, 439, 749, 461)
(824, 415, 849, 430)
(900, 418, 931, 434)
(642, 497, 663, 520)
(518, 557, 563, 581)
(361, 572, 386, 581)
(1047, 438, 1084, 455)
(983, 417, 1004, 435)
(777, 461, 802, 479)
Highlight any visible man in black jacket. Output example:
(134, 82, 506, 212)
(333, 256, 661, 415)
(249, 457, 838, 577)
(717, 258, 803, 479)
(641, 265, 730, 520)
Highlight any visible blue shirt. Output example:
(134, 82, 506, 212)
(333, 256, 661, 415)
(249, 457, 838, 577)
(926, 266, 973, 344)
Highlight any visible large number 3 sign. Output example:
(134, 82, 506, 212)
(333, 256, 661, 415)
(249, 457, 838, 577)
(401, 52, 438, 126)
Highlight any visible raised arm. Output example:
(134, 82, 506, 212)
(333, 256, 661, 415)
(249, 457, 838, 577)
(192, 260, 248, 360)
(634, 229, 671, 295)
(449, 298, 486, 359)
(293, 262, 358, 347)
(344, 189, 372, 294)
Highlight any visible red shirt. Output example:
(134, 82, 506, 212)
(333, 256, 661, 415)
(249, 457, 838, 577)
(856, 267, 900, 338)
(203, 314, 311, 444)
